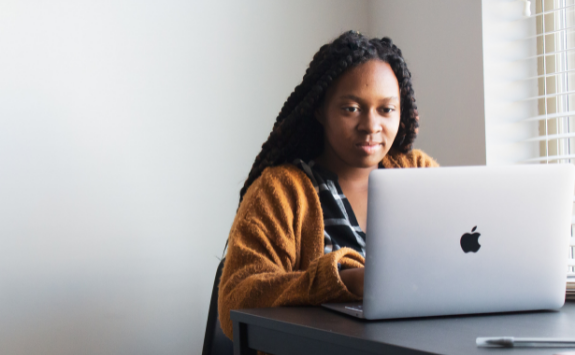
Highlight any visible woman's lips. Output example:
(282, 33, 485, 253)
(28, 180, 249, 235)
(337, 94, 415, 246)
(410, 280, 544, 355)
(356, 142, 383, 154)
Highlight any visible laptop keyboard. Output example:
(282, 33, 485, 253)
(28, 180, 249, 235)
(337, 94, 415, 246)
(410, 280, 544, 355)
(344, 304, 363, 312)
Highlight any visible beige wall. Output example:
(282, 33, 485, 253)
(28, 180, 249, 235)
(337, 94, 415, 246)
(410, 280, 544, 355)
(368, 0, 486, 166)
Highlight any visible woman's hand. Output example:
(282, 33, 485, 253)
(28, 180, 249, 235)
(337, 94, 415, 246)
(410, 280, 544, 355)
(339, 267, 364, 297)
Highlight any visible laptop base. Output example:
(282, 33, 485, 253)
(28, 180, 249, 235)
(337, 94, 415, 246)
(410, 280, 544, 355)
(322, 302, 365, 319)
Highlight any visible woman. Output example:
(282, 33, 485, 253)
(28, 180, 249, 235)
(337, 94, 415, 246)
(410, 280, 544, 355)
(218, 31, 438, 339)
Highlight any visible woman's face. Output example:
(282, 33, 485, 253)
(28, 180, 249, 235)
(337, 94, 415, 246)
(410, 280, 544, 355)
(316, 60, 401, 169)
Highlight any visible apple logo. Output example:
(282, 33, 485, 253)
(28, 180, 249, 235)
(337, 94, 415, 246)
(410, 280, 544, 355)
(460, 226, 481, 253)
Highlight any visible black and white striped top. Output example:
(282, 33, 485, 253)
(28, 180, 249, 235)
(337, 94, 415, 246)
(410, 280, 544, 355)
(293, 159, 367, 257)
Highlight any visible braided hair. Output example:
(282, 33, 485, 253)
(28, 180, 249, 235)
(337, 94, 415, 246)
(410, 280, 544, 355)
(239, 31, 418, 205)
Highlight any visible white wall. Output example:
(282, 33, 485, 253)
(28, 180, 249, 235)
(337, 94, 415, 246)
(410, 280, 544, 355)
(368, 0, 486, 166)
(0, 1, 369, 354)
(0, 1, 489, 354)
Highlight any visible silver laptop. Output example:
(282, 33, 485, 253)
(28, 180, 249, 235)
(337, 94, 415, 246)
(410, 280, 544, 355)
(323, 164, 575, 319)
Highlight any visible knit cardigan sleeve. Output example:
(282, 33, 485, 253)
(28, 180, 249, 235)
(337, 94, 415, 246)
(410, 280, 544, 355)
(218, 165, 364, 339)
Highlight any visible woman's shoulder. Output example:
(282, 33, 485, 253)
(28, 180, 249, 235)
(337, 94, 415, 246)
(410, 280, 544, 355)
(381, 149, 439, 168)
(238, 163, 318, 218)
(255, 163, 312, 191)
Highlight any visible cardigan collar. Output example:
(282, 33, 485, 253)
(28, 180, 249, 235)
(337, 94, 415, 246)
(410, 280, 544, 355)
(380, 149, 406, 169)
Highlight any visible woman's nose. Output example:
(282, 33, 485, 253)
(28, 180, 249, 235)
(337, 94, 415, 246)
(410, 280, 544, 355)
(358, 108, 382, 134)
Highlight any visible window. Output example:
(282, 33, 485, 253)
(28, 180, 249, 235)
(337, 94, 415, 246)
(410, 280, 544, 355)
(483, 0, 575, 276)
(533, 0, 575, 276)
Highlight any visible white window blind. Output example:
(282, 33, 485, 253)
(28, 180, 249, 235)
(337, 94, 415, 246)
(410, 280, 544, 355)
(483, 0, 575, 277)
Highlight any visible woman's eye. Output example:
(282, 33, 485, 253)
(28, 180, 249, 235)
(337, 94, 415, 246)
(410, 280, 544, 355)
(343, 107, 359, 113)
(381, 107, 395, 113)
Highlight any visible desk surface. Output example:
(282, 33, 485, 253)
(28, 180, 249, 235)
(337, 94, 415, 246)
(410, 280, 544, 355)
(231, 302, 575, 355)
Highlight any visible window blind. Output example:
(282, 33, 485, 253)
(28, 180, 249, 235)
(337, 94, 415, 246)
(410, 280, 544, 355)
(519, 0, 575, 276)
(482, 0, 574, 277)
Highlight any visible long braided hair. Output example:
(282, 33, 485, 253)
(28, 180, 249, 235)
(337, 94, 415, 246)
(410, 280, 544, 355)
(239, 31, 418, 205)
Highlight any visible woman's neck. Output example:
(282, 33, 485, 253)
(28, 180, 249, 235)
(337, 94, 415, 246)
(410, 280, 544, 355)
(315, 152, 378, 187)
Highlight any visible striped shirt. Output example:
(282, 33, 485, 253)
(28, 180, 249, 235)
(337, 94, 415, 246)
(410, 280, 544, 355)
(293, 159, 367, 257)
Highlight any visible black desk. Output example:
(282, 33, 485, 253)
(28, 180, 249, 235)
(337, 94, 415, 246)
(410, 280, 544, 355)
(231, 302, 575, 355)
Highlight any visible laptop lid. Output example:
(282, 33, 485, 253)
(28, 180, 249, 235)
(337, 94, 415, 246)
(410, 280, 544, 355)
(363, 164, 574, 320)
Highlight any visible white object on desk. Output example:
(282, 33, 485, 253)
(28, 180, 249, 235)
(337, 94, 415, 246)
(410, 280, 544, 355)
(477, 337, 575, 348)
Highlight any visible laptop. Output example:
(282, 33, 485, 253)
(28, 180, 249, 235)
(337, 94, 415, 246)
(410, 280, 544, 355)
(323, 164, 575, 319)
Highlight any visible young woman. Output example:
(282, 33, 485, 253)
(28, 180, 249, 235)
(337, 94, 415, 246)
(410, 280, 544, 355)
(218, 31, 438, 339)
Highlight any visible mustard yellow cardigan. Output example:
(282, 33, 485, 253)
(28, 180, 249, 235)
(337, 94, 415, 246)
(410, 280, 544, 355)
(218, 149, 439, 339)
